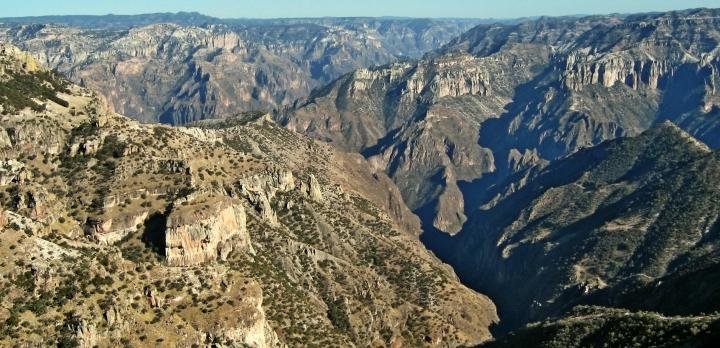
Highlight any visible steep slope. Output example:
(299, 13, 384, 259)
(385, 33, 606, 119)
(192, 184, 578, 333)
(282, 8, 720, 234)
(424, 122, 720, 332)
(0, 17, 481, 124)
(0, 44, 497, 347)
(482, 306, 720, 348)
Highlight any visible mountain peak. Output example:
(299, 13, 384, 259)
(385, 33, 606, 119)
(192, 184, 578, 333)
(646, 120, 712, 153)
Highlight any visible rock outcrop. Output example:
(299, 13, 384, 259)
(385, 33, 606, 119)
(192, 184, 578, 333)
(208, 281, 282, 348)
(0, 128, 12, 148)
(562, 52, 673, 91)
(0, 159, 29, 186)
(236, 169, 298, 226)
(165, 196, 253, 266)
(84, 211, 148, 245)
(0, 42, 39, 72)
(143, 285, 164, 308)
(75, 320, 99, 348)
(103, 306, 124, 329)
(306, 174, 323, 203)
(68, 135, 104, 157)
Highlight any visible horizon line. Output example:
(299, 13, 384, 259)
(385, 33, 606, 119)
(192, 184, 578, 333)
(0, 7, 715, 22)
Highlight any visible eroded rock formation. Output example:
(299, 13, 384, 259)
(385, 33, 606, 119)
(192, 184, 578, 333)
(165, 196, 253, 266)
(84, 211, 148, 245)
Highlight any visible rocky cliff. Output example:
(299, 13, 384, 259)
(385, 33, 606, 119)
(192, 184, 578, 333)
(165, 196, 253, 266)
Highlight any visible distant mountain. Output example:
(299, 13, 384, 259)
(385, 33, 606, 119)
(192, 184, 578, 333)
(0, 12, 219, 28)
(0, 12, 491, 30)
(282, 8, 720, 236)
(0, 15, 485, 123)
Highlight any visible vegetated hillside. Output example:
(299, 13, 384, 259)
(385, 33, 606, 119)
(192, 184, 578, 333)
(282, 8, 720, 236)
(424, 122, 720, 333)
(0, 44, 497, 347)
(0, 16, 482, 124)
(481, 306, 720, 348)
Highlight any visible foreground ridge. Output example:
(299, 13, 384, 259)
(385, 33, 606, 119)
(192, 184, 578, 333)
(0, 43, 497, 347)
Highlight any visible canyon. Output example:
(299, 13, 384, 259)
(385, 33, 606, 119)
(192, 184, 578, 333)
(0, 13, 483, 124)
(283, 8, 720, 237)
(281, 8, 720, 343)
(3, 7, 720, 347)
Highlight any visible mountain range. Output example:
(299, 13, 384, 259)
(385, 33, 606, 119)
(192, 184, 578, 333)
(282, 7, 720, 343)
(2, 7, 720, 348)
(0, 14, 484, 124)
(282, 8, 720, 236)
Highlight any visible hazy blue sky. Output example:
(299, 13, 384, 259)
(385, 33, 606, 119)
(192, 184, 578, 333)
(4, 0, 720, 19)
